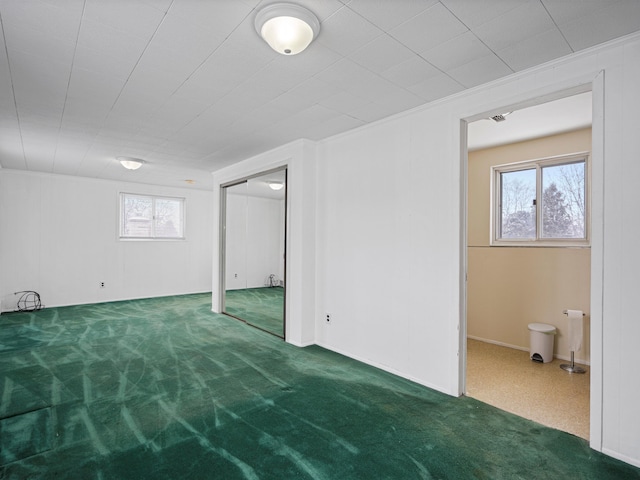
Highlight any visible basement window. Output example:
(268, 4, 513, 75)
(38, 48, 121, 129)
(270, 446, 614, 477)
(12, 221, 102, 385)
(119, 193, 185, 240)
(492, 153, 589, 246)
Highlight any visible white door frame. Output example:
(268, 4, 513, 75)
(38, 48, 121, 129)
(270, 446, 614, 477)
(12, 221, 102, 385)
(458, 73, 605, 452)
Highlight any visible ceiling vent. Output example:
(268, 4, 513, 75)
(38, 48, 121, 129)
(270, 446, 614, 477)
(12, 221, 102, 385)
(489, 111, 512, 122)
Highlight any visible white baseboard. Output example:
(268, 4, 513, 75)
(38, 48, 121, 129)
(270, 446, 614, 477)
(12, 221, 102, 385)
(467, 335, 590, 366)
(315, 341, 454, 396)
(602, 448, 640, 469)
(287, 339, 315, 348)
(467, 335, 529, 352)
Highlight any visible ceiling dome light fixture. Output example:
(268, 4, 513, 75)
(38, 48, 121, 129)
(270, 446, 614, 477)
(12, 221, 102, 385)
(268, 181, 285, 191)
(255, 3, 320, 55)
(117, 156, 144, 170)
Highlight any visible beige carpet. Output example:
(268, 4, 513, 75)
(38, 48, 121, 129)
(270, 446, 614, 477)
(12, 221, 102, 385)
(466, 338, 590, 439)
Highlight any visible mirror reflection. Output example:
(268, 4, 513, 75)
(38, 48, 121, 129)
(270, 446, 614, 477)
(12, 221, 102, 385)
(223, 169, 286, 337)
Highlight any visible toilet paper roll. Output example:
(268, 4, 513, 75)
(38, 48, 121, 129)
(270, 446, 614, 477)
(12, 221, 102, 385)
(566, 309, 583, 352)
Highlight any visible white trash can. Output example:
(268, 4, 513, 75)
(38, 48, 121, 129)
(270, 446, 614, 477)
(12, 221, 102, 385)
(528, 323, 556, 363)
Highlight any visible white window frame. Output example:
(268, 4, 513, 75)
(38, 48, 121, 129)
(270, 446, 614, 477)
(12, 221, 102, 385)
(119, 193, 186, 240)
(491, 152, 590, 247)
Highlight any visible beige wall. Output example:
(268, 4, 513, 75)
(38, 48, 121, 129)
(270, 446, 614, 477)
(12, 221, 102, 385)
(468, 128, 591, 363)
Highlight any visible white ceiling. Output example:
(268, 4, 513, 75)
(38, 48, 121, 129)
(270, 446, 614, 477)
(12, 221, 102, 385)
(1, 0, 638, 190)
(467, 91, 593, 151)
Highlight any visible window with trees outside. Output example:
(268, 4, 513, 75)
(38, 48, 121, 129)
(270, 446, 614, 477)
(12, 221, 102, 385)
(120, 193, 185, 239)
(492, 153, 588, 246)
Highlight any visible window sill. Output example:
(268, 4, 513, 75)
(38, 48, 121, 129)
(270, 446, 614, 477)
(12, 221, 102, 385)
(490, 240, 590, 248)
(119, 237, 186, 241)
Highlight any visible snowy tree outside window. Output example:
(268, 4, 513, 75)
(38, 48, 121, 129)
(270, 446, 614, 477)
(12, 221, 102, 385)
(493, 154, 588, 245)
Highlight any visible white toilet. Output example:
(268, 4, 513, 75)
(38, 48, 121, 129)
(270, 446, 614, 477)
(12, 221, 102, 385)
(528, 323, 557, 363)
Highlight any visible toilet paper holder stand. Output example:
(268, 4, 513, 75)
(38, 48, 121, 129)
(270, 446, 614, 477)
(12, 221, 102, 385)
(560, 310, 586, 374)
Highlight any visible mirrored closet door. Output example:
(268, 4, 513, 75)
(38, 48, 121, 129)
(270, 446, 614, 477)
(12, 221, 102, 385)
(221, 168, 286, 338)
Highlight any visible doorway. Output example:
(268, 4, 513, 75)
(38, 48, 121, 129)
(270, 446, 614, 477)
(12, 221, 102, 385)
(463, 91, 593, 439)
(221, 167, 287, 338)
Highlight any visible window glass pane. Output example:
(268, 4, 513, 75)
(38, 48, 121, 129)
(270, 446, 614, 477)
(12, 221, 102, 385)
(122, 195, 152, 237)
(541, 162, 585, 239)
(500, 169, 536, 239)
(155, 198, 184, 238)
(120, 194, 185, 240)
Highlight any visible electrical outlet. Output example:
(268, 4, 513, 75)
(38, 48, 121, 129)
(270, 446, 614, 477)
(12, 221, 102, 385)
(326, 313, 331, 323)
(234, 273, 238, 278)
(100, 282, 105, 288)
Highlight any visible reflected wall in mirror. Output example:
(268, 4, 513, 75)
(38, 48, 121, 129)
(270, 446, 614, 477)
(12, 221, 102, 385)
(222, 168, 286, 338)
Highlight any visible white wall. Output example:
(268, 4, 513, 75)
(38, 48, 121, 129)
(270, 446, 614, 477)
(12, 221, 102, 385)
(225, 192, 284, 289)
(313, 34, 640, 467)
(0, 170, 213, 309)
(316, 109, 459, 393)
(246, 196, 284, 288)
(224, 191, 248, 290)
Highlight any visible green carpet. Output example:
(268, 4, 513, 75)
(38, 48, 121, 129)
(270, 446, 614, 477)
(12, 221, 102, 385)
(1, 293, 638, 479)
(224, 287, 284, 337)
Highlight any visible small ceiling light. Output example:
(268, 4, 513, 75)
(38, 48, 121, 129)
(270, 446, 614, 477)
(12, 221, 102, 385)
(255, 3, 320, 55)
(268, 181, 284, 191)
(117, 157, 144, 170)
